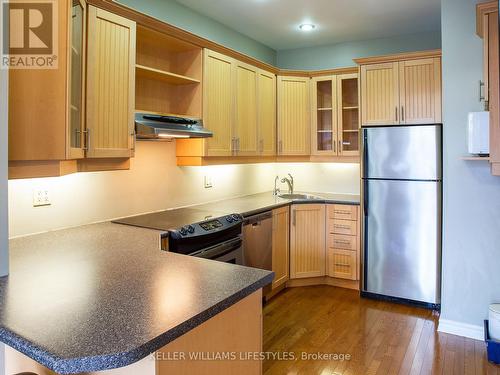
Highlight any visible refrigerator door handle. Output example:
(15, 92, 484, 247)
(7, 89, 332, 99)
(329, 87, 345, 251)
(363, 179, 369, 217)
(362, 129, 369, 178)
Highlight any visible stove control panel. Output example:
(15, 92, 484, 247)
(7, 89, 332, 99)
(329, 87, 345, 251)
(170, 214, 243, 238)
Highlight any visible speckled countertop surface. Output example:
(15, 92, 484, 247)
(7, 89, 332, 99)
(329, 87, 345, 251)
(114, 191, 360, 230)
(196, 191, 360, 218)
(1, 223, 273, 374)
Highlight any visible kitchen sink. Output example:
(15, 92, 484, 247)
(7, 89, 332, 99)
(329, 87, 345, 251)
(278, 193, 321, 200)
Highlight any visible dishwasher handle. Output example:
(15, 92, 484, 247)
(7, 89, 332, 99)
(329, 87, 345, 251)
(243, 211, 273, 226)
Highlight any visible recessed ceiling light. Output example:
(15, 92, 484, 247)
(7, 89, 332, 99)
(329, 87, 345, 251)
(299, 23, 316, 32)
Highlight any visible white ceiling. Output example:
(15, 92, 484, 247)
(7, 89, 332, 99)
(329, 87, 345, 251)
(174, 0, 441, 51)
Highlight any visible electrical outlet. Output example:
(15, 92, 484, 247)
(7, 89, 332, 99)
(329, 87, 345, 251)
(204, 175, 213, 189)
(33, 188, 51, 207)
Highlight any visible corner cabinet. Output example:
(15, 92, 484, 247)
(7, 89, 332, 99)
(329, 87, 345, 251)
(8, 2, 136, 179)
(86, 6, 136, 158)
(359, 54, 442, 126)
(311, 73, 360, 156)
(277, 76, 311, 156)
(289, 204, 326, 279)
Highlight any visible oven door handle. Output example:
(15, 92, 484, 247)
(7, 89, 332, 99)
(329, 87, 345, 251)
(192, 237, 242, 260)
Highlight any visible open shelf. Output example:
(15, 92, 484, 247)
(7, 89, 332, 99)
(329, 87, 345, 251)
(135, 25, 203, 117)
(136, 64, 200, 85)
(461, 156, 490, 161)
(317, 107, 333, 111)
(343, 106, 359, 110)
(343, 129, 359, 133)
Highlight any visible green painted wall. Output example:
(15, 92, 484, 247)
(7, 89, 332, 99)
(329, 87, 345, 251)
(439, 0, 500, 331)
(117, 0, 277, 65)
(276, 31, 442, 70)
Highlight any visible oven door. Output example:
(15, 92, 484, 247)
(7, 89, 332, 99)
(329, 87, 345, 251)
(192, 237, 243, 265)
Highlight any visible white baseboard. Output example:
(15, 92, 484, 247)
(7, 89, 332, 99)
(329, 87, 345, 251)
(438, 318, 484, 341)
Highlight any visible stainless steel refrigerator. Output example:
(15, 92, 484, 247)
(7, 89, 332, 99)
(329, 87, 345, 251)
(361, 124, 442, 308)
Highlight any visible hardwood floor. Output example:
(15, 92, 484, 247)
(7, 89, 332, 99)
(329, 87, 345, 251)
(263, 285, 500, 375)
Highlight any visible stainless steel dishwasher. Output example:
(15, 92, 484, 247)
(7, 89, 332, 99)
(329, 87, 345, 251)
(243, 211, 273, 274)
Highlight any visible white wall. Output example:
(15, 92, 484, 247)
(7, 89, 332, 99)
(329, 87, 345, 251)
(439, 0, 500, 338)
(8, 141, 359, 237)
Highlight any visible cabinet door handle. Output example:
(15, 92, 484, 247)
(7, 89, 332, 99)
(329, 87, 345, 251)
(83, 129, 90, 151)
(333, 139, 336, 153)
(292, 209, 296, 226)
(278, 140, 283, 154)
(259, 139, 264, 153)
(395, 107, 398, 122)
(401, 106, 405, 122)
(339, 139, 342, 153)
(335, 262, 351, 267)
(131, 132, 136, 153)
(479, 80, 485, 101)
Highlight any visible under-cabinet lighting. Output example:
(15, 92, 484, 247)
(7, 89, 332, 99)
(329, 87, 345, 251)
(157, 134, 190, 139)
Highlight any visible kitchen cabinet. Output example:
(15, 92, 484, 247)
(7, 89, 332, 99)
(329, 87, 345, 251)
(311, 73, 360, 156)
(272, 206, 289, 289)
(86, 6, 136, 158)
(277, 76, 311, 155)
(8, 2, 136, 178)
(178, 49, 276, 161)
(290, 204, 326, 279)
(204, 49, 235, 156)
(235, 61, 259, 156)
(477, 1, 500, 175)
(359, 53, 442, 126)
(311, 76, 337, 155)
(327, 204, 360, 281)
(360, 62, 400, 125)
(257, 70, 277, 156)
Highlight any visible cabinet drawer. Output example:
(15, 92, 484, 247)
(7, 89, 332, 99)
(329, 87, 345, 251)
(328, 249, 357, 280)
(328, 204, 358, 221)
(329, 219, 357, 236)
(329, 234, 357, 251)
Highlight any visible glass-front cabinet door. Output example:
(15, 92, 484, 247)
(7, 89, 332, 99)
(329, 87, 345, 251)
(68, 0, 86, 159)
(311, 77, 337, 155)
(337, 74, 360, 156)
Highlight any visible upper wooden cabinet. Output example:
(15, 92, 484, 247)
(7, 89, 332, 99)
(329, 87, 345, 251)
(311, 72, 360, 156)
(277, 76, 311, 155)
(358, 53, 442, 126)
(8, 2, 136, 178)
(477, 1, 500, 176)
(204, 49, 235, 157)
(398, 58, 442, 124)
(290, 204, 326, 279)
(235, 61, 259, 156)
(177, 49, 276, 163)
(86, 6, 136, 158)
(257, 70, 277, 156)
(360, 62, 399, 125)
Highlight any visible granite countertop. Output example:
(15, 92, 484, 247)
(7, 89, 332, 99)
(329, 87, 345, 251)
(1, 223, 273, 374)
(114, 191, 360, 230)
(196, 191, 360, 218)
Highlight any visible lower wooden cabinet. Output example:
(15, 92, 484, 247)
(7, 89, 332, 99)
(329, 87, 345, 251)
(290, 204, 326, 279)
(326, 204, 360, 281)
(271, 206, 289, 289)
(328, 249, 357, 280)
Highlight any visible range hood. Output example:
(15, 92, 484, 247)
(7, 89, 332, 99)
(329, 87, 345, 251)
(135, 113, 213, 139)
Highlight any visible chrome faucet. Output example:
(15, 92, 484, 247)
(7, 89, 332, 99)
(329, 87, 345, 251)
(281, 174, 294, 194)
(273, 176, 281, 196)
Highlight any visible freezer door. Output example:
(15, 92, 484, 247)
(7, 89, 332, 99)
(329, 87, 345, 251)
(364, 179, 441, 304)
(363, 125, 442, 180)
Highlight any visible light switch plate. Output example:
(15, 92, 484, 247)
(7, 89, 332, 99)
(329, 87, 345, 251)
(204, 175, 213, 189)
(33, 189, 51, 207)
